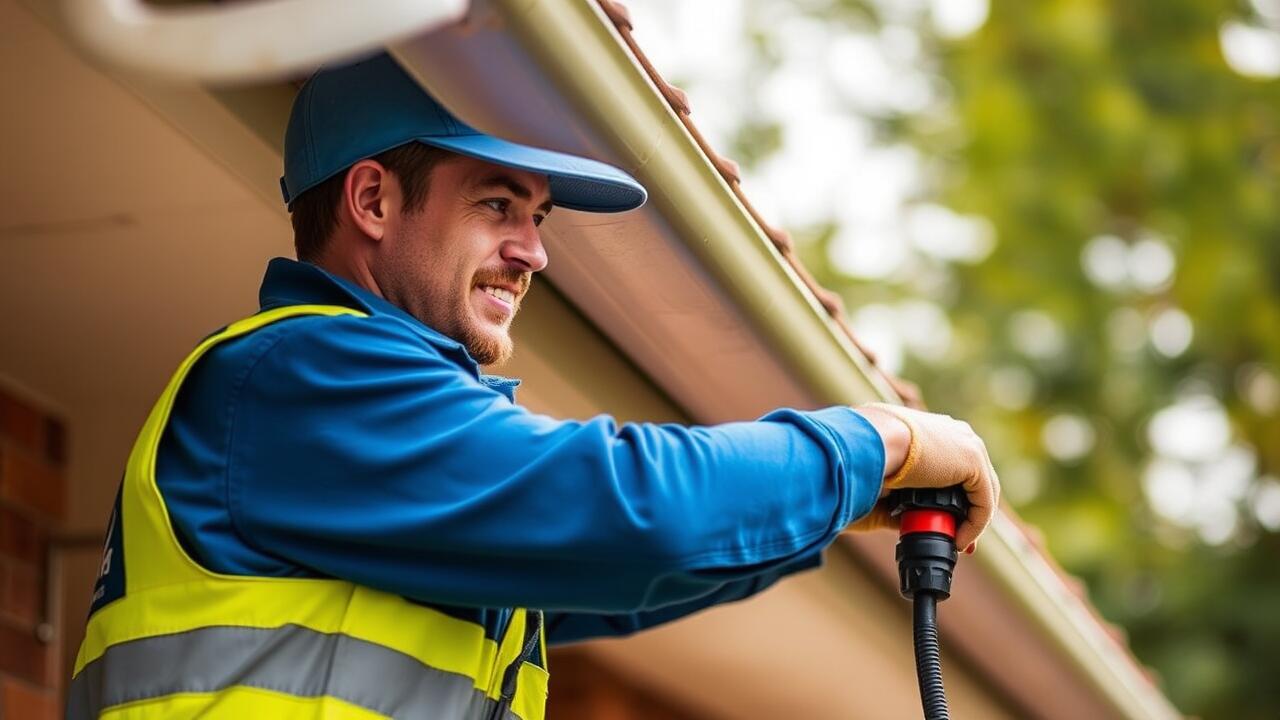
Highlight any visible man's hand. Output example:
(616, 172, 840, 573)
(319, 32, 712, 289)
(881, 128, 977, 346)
(849, 403, 1001, 552)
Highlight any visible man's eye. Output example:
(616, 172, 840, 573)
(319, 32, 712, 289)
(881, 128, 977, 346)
(482, 199, 509, 213)
(533, 214, 546, 227)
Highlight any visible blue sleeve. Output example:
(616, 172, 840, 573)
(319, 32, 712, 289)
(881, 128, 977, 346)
(228, 314, 886, 613)
(543, 547, 824, 645)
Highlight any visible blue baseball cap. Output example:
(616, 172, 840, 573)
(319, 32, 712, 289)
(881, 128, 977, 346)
(281, 53, 647, 213)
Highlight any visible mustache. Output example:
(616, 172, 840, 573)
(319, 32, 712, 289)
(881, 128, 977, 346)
(473, 267, 531, 295)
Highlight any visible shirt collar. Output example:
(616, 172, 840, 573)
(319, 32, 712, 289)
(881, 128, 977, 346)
(256, 258, 521, 396)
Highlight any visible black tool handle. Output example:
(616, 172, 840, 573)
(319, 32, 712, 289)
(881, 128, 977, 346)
(887, 486, 969, 720)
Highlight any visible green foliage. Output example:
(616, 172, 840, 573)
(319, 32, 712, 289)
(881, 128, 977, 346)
(730, 0, 1280, 716)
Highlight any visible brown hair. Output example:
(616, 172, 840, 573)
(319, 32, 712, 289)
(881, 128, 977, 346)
(288, 142, 453, 261)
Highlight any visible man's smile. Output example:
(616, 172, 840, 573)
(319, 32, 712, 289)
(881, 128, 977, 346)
(475, 284, 517, 317)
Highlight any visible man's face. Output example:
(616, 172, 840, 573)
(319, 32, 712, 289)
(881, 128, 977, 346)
(375, 154, 552, 365)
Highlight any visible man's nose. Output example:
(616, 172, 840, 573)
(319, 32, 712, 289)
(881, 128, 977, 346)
(500, 219, 549, 273)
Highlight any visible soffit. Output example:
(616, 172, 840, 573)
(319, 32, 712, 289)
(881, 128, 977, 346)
(0, 0, 287, 414)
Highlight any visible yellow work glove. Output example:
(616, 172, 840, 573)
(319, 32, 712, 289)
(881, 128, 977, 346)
(849, 403, 1000, 553)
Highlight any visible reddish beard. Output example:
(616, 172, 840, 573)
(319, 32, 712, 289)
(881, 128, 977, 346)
(456, 266, 531, 365)
(472, 266, 531, 303)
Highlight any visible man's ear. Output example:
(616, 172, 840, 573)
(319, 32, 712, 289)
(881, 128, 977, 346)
(342, 159, 397, 241)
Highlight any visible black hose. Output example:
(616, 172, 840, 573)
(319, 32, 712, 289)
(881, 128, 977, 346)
(912, 592, 950, 720)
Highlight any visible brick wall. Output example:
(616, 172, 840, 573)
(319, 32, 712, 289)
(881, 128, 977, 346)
(0, 386, 66, 720)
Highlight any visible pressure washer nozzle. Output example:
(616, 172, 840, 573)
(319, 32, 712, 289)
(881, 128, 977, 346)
(887, 486, 970, 720)
(887, 487, 969, 600)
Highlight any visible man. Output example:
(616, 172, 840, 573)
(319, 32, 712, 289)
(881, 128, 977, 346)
(70, 54, 999, 720)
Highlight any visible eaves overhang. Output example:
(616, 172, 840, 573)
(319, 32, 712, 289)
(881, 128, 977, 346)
(43, 0, 1183, 717)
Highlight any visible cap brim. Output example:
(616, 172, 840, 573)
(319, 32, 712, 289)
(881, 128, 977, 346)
(418, 134, 647, 213)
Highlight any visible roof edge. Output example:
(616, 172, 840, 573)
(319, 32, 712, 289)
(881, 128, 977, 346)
(477, 1, 1179, 718)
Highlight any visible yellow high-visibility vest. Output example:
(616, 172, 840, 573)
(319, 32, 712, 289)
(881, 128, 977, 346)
(69, 305, 548, 719)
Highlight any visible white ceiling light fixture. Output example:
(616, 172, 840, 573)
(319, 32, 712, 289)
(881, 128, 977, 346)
(62, 0, 469, 83)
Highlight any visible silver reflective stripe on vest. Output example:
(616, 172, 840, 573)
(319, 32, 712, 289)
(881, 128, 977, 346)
(66, 624, 513, 719)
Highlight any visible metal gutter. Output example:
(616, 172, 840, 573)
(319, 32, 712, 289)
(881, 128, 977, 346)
(475, 1, 1181, 718)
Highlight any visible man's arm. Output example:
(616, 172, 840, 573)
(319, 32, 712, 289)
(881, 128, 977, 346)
(543, 548, 824, 644)
(226, 314, 886, 613)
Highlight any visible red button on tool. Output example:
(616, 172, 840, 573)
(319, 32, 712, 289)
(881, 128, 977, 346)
(899, 509, 956, 538)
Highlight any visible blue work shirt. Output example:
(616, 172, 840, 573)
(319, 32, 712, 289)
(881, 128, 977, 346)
(158, 258, 886, 645)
